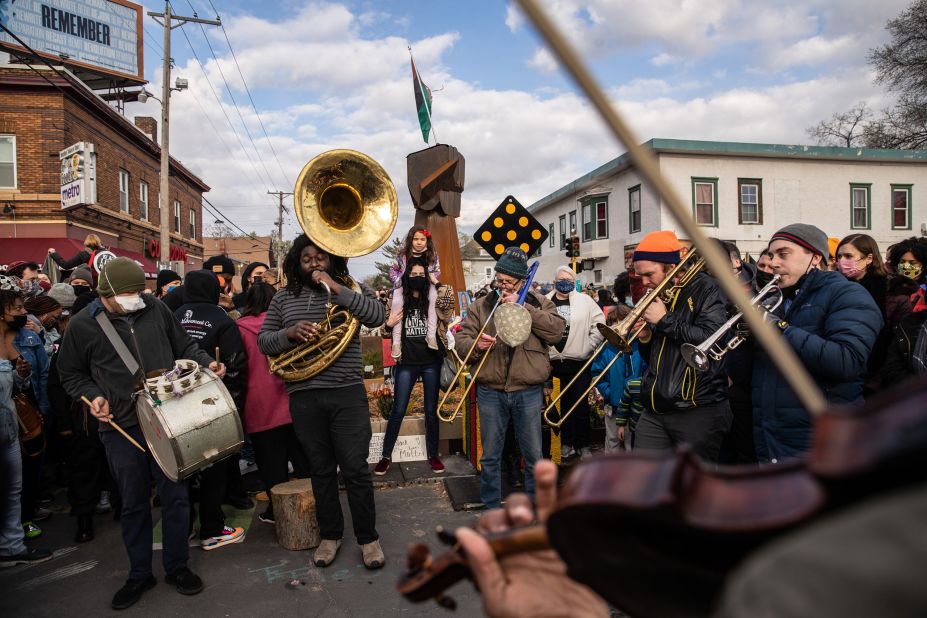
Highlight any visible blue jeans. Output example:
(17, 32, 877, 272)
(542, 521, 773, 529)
(0, 438, 26, 557)
(476, 385, 543, 509)
(100, 424, 190, 580)
(382, 362, 441, 460)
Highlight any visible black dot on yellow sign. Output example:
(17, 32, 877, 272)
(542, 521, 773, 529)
(474, 195, 549, 259)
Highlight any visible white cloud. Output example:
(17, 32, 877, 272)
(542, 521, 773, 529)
(128, 2, 905, 278)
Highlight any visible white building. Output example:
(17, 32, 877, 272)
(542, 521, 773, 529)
(460, 238, 497, 292)
(528, 139, 927, 286)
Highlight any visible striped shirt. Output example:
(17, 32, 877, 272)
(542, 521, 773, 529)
(257, 281, 385, 393)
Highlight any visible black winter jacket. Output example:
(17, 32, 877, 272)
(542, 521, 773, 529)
(50, 249, 92, 270)
(56, 295, 214, 432)
(174, 270, 248, 410)
(639, 272, 729, 413)
(881, 310, 927, 388)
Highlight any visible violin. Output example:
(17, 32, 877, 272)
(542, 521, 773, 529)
(398, 377, 927, 617)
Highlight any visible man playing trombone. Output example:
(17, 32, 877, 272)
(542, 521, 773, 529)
(454, 247, 565, 509)
(631, 231, 731, 462)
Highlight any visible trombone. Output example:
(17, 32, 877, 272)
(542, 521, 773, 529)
(437, 261, 540, 423)
(681, 274, 783, 372)
(544, 249, 706, 428)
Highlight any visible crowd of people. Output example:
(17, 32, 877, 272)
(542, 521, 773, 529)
(1, 220, 925, 611)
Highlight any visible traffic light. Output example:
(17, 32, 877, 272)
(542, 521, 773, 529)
(571, 235, 580, 257)
(563, 234, 573, 258)
(575, 261, 584, 273)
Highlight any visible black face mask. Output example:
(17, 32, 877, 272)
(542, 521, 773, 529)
(408, 276, 427, 291)
(755, 269, 775, 289)
(71, 284, 91, 296)
(6, 315, 27, 330)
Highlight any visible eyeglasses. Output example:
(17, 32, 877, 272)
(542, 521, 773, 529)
(494, 277, 518, 288)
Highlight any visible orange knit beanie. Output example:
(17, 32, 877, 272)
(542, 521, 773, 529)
(632, 230, 681, 264)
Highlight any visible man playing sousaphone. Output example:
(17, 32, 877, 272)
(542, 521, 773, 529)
(631, 231, 730, 461)
(258, 234, 387, 570)
(454, 247, 565, 509)
(57, 258, 226, 610)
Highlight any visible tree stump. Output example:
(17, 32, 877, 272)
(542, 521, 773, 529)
(270, 479, 321, 550)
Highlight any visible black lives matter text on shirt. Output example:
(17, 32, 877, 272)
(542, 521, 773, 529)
(401, 308, 441, 365)
(553, 296, 571, 352)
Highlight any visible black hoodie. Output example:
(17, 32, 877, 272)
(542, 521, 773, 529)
(174, 270, 248, 409)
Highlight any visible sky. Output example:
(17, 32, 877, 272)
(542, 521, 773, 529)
(127, 0, 912, 278)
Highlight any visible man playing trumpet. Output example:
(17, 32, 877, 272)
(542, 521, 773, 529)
(631, 231, 730, 461)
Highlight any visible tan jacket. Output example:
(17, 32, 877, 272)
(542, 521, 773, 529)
(455, 290, 565, 392)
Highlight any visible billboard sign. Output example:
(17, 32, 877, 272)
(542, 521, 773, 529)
(60, 141, 96, 209)
(0, 0, 144, 84)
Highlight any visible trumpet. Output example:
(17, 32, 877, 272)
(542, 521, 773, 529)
(544, 249, 706, 428)
(681, 274, 783, 372)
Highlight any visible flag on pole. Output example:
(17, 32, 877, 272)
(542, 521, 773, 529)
(411, 57, 432, 143)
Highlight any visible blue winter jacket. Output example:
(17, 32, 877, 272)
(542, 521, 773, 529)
(15, 327, 50, 415)
(591, 340, 644, 407)
(752, 268, 882, 462)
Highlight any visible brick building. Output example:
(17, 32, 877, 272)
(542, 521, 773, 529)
(0, 63, 208, 276)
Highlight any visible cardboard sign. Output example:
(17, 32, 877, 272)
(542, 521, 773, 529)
(367, 432, 427, 463)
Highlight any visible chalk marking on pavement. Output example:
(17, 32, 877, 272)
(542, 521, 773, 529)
(17, 560, 98, 590)
(0, 546, 79, 575)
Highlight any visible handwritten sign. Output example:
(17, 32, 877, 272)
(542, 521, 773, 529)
(367, 432, 426, 463)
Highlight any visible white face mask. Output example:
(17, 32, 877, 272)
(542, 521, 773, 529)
(114, 294, 145, 313)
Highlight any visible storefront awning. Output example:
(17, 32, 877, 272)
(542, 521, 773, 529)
(0, 238, 159, 278)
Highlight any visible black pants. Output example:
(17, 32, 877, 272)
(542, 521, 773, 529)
(195, 460, 227, 539)
(290, 385, 377, 544)
(65, 418, 115, 516)
(551, 358, 592, 450)
(634, 401, 732, 463)
(19, 446, 42, 522)
(101, 424, 190, 580)
(250, 424, 311, 516)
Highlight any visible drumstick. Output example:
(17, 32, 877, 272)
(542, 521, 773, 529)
(80, 395, 146, 453)
(215, 346, 221, 365)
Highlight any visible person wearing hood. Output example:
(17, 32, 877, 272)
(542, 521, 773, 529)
(203, 255, 240, 318)
(69, 266, 97, 315)
(174, 270, 248, 551)
(155, 270, 182, 299)
(232, 262, 269, 309)
(57, 258, 225, 609)
(753, 224, 882, 463)
(881, 236, 927, 387)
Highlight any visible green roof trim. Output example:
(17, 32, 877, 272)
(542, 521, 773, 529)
(527, 138, 927, 214)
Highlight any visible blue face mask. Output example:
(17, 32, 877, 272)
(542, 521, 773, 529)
(555, 279, 575, 294)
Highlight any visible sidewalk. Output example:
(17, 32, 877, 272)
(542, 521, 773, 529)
(1, 457, 485, 617)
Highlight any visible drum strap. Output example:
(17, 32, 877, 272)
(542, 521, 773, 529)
(95, 312, 142, 379)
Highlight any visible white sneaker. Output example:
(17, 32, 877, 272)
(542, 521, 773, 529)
(201, 525, 245, 551)
(560, 444, 575, 459)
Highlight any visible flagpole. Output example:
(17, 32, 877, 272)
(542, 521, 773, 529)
(409, 47, 438, 144)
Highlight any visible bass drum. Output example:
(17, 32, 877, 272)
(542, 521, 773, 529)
(136, 361, 244, 482)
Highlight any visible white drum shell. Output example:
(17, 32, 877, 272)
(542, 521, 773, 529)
(136, 368, 243, 482)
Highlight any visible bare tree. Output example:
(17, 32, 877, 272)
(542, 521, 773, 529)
(806, 102, 871, 147)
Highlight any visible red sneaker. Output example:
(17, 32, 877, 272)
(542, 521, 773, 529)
(428, 457, 445, 474)
(373, 457, 391, 475)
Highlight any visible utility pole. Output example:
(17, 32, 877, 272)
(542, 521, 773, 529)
(268, 190, 293, 280)
(148, 3, 220, 270)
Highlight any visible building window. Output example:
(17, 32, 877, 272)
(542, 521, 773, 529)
(593, 269, 602, 284)
(891, 184, 913, 230)
(559, 215, 566, 248)
(139, 181, 149, 221)
(484, 267, 492, 279)
(850, 183, 871, 229)
(691, 177, 718, 226)
(738, 178, 762, 224)
(119, 169, 130, 213)
(581, 197, 608, 241)
(173, 200, 181, 232)
(189, 208, 196, 239)
(569, 210, 577, 237)
(628, 185, 641, 233)
(0, 135, 16, 188)
(548, 223, 555, 247)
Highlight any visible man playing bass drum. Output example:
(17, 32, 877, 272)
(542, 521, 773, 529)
(631, 231, 730, 461)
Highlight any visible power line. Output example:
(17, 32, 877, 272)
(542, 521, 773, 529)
(205, 0, 291, 188)
(183, 0, 283, 191)
(201, 196, 272, 248)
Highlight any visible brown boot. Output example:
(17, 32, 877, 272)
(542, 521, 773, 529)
(313, 539, 342, 567)
(361, 539, 385, 569)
